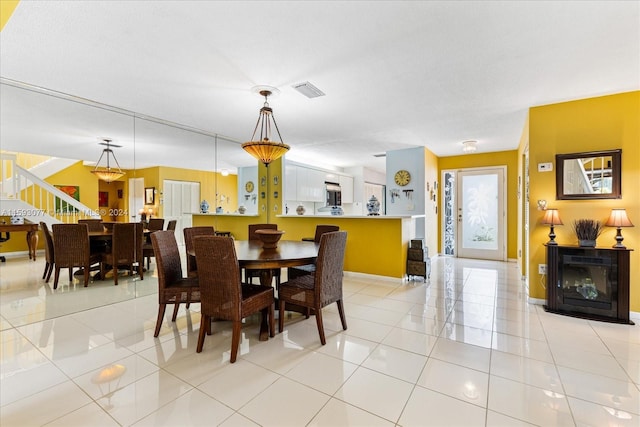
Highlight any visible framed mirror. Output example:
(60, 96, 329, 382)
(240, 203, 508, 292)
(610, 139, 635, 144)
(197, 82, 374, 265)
(556, 149, 621, 200)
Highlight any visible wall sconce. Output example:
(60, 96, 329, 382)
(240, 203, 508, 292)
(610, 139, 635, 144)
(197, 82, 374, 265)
(542, 209, 563, 245)
(604, 209, 634, 248)
(537, 200, 547, 211)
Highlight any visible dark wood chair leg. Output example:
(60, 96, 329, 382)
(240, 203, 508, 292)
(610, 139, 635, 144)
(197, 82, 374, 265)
(53, 268, 60, 289)
(278, 299, 285, 333)
(154, 304, 167, 337)
(196, 315, 207, 353)
(315, 306, 326, 345)
(171, 303, 180, 321)
(268, 305, 275, 337)
(84, 266, 90, 287)
(336, 300, 348, 330)
(230, 321, 242, 363)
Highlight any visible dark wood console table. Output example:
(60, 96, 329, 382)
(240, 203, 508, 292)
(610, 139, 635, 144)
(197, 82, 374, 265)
(0, 222, 39, 261)
(545, 244, 633, 324)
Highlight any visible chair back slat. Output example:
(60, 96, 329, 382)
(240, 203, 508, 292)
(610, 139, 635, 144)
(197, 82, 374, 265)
(78, 219, 104, 232)
(52, 223, 91, 267)
(313, 225, 339, 243)
(194, 236, 242, 320)
(110, 223, 143, 264)
(151, 230, 184, 290)
(147, 218, 165, 232)
(315, 231, 347, 303)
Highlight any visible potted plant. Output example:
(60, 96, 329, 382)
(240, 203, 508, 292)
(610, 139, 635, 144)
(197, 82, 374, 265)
(572, 219, 603, 247)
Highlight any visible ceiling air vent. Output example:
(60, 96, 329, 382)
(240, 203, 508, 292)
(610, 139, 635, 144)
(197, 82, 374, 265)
(292, 81, 325, 98)
(373, 153, 387, 157)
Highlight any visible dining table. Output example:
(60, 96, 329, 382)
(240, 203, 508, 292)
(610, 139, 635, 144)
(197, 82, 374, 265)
(189, 239, 320, 340)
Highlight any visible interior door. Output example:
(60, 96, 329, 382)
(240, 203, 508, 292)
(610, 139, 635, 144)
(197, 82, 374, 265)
(163, 180, 200, 245)
(128, 177, 144, 222)
(456, 167, 506, 261)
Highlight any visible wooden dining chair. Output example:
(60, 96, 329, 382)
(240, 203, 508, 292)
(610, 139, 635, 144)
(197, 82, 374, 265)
(246, 223, 281, 286)
(278, 231, 347, 345)
(288, 224, 339, 279)
(183, 226, 215, 277)
(166, 219, 177, 232)
(194, 235, 275, 363)
(78, 218, 104, 232)
(39, 222, 55, 282)
(147, 218, 165, 232)
(143, 219, 178, 270)
(51, 223, 102, 289)
(100, 222, 144, 285)
(151, 230, 200, 337)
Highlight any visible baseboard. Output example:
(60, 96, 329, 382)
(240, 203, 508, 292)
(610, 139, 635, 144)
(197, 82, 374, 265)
(343, 271, 405, 284)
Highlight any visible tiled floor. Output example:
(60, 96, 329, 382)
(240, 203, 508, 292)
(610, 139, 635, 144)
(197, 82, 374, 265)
(1, 253, 639, 426)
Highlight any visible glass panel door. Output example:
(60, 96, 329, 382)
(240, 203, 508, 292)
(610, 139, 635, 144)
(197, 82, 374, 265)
(456, 167, 505, 261)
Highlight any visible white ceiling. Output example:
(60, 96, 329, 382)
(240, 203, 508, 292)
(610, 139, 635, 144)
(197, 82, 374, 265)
(1, 1, 638, 173)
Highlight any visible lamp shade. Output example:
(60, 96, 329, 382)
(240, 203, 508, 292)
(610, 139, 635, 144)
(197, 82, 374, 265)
(542, 209, 563, 225)
(605, 209, 634, 228)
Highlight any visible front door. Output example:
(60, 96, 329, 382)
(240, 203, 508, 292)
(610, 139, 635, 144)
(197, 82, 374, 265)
(456, 167, 506, 261)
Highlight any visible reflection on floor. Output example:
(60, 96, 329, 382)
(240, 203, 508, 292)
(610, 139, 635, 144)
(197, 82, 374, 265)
(1, 254, 639, 426)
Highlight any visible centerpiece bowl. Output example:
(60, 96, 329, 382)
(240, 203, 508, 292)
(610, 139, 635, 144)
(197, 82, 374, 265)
(255, 229, 285, 249)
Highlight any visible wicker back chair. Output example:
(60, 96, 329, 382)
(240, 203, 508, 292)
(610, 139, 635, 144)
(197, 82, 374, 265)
(289, 225, 340, 279)
(194, 235, 275, 363)
(147, 218, 165, 232)
(151, 230, 200, 337)
(78, 219, 104, 232)
(278, 231, 347, 345)
(51, 223, 101, 289)
(246, 223, 281, 286)
(166, 219, 177, 231)
(100, 222, 144, 285)
(40, 222, 55, 282)
(183, 226, 216, 276)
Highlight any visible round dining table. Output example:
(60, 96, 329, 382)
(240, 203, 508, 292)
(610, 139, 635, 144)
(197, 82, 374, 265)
(190, 239, 320, 340)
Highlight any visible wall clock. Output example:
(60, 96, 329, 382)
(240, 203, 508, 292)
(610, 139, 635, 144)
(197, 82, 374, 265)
(245, 181, 254, 193)
(394, 169, 411, 186)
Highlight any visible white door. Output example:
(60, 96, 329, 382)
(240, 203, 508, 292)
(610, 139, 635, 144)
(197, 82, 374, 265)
(456, 167, 506, 261)
(129, 177, 144, 222)
(163, 180, 200, 245)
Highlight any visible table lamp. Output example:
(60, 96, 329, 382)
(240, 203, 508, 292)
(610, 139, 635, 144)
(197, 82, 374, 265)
(605, 209, 634, 248)
(542, 209, 563, 245)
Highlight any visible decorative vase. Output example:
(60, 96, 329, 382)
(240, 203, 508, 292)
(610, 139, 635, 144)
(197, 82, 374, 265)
(366, 195, 380, 216)
(215, 206, 223, 214)
(238, 205, 246, 214)
(200, 200, 209, 213)
(296, 205, 306, 215)
(579, 239, 596, 247)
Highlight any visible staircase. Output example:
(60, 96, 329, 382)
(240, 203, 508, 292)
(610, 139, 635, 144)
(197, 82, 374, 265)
(1, 153, 100, 227)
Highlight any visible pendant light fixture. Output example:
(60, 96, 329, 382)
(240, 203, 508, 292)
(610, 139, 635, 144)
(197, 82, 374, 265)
(241, 89, 290, 166)
(91, 138, 125, 183)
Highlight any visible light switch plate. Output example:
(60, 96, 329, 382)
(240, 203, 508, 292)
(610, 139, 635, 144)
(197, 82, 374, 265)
(538, 162, 553, 172)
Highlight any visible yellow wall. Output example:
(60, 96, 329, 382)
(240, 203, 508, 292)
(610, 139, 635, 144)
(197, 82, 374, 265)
(528, 91, 640, 311)
(438, 150, 520, 260)
(0, 0, 19, 31)
(424, 147, 439, 256)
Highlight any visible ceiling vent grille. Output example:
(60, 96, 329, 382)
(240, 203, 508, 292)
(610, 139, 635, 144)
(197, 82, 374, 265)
(373, 153, 387, 157)
(292, 81, 325, 98)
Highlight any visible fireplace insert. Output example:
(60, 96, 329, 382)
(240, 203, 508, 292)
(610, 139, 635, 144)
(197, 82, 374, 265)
(545, 245, 633, 324)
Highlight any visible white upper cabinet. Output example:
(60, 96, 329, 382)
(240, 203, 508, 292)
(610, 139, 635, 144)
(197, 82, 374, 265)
(339, 174, 354, 203)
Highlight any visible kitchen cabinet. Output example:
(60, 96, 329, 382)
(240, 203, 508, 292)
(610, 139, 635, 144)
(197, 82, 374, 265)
(285, 164, 297, 200)
(339, 175, 354, 203)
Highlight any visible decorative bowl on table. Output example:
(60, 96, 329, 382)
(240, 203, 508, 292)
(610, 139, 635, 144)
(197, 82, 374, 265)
(255, 229, 285, 249)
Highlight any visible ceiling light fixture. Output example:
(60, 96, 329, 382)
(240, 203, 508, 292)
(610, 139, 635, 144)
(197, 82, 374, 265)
(462, 140, 477, 153)
(91, 138, 125, 182)
(242, 89, 290, 166)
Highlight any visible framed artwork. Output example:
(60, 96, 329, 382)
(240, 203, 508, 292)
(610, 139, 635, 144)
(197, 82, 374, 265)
(55, 185, 80, 213)
(98, 191, 109, 207)
(145, 187, 155, 205)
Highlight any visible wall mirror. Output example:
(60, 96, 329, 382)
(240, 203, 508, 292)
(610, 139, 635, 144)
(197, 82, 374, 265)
(556, 149, 621, 200)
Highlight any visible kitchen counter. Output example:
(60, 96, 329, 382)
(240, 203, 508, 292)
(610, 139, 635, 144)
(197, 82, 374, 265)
(193, 213, 423, 278)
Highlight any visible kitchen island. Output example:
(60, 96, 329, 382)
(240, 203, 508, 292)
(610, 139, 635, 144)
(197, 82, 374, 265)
(192, 213, 424, 278)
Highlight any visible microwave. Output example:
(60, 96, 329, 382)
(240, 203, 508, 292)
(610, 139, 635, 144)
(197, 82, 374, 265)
(325, 182, 342, 206)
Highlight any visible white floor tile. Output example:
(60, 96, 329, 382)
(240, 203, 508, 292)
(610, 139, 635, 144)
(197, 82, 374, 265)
(399, 386, 486, 427)
(308, 398, 394, 426)
(417, 358, 489, 407)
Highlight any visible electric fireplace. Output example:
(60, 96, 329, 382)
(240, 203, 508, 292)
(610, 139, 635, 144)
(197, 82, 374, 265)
(545, 245, 633, 324)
